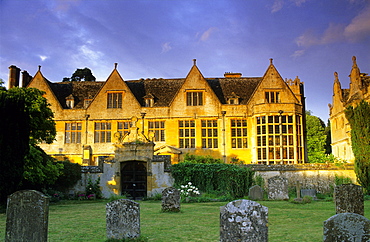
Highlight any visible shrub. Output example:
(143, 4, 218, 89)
(172, 162, 254, 198)
(86, 176, 102, 199)
(50, 160, 81, 192)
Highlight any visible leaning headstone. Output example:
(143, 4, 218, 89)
(220, 199, 268, 242)
(248, 185, 264, 200)
(334, 184, 364, 215)
(5, 190, 49, 242)
(106, 199, 140, 240)
(323, 213, 370, 242)
(161, 187, 181, 212)
(268, 176, 289, 200)
(301, 189, 317, 200)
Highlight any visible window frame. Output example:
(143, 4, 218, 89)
(186, 91, 203, 106)
(65, 122, 82, 144)
(107, 92, 123, 109)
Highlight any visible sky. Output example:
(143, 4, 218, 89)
(1, 0, 369, 121)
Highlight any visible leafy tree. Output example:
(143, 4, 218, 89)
(22, 145, 63, 190)
(0, 87, 57, 204)
(6, 87, 56, 145)
(51, 160, 81, 192)
(345, 100, 370, 193)
(305, 111, 327, 163)
(0, 90, 30, 205)
(70, 67, 96, 82)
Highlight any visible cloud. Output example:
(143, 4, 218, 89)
(39, 55, 48, 61)
(271, 0, 308, 13)
(200, 27, 218, 41)
(291, 49, 305, 58)
(271, 0, 284, 13)
(161, 42, 172, 53)
(295, 5, 370, 48)
(344, 5, 370, 42)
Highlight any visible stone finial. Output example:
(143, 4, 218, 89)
(114, 63, 118, 69)
(334, 72, 338, 82)
(193, 59, 196, 65)
(270, 58, 273, 65)
(38, 65, 41, 71)
(352, 56, 357, 67)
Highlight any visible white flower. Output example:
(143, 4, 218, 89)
(188, 182, 192, 185)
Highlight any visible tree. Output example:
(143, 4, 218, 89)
(0, 90, 30, 205)
(6, 87, 56, 145)
(70, 67, 96, 82)
(305, 111, 327, 163)
(0, 87, 57, 204)
(345, 100, 370, 193)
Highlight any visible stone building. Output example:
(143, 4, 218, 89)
(329, 56, 370, 162)
(8, 59, 306, 197)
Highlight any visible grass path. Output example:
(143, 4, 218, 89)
(0, 200, 369, 241)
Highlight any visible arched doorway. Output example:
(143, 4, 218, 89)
(121, 161, 147, 200)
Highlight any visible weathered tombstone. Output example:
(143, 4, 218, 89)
(248, 185, 264, 201)
(301, 189, 317, 200)
(323, 213, 370, 242)
(5, 190, 49, 242)
(161, 187, 181, 212)
(106, 199, 140, 240)
(334, 184, 364, 215)
(220, 199, 268, 242)
(268, 176, 289, 200)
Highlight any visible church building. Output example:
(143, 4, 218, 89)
(329, 56, 369, 162)
(9, 59, 306, 166)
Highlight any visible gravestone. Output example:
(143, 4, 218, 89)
(248, 185, 264, 201)
(301, 189, 317, 200)
(334, 184, 364, 215)
(220, 199, 268, 242)
(268, 176, 289, 200)
(323, 213, 370, 242)
(161, 187, 181, 212)
(106, 199, 140, 240)
(5, 190, 49, 242)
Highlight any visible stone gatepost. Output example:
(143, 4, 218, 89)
(5, 190, 49, 242)
(220, 199, 268, 242)
(106, 199, 140, 240)
(334, 183, 364, 215)
(162, 187, 181, 212)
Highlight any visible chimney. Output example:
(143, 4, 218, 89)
(224, 72, 242, 78)
(22, 70, 32, 87)
(8, 65, 20, 89)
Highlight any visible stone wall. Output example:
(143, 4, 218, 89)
(249, 164, 356, 194)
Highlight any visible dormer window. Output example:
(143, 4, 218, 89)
(144, 93, 155, 107)
(227, 92, 240, 105)
(66, 94, 75, 109)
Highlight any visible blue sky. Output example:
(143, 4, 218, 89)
(1, 0, 369, 121)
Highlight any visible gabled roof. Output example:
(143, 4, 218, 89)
(43, 76, 264, 109)
(49, 81, 104, 109)
(206, 77, 262, 104)
(127, 78, 185, 107)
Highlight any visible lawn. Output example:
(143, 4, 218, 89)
(0, 200, 369, 242)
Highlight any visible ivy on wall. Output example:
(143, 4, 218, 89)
(345, 100, 370, 193)
(171, 162, 254, 198)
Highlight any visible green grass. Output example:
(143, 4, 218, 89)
(1, 200, 370, 241)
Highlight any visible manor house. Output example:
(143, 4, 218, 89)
(329, 56, 370, 162)
(9, 59, 306, 165)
